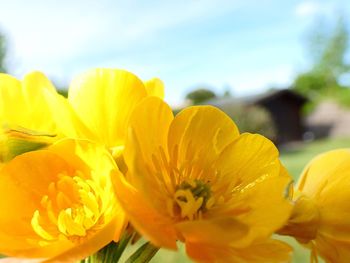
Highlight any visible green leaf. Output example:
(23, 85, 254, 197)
(125, 242, 159, 263)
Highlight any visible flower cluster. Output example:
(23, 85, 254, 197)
(0, 69, 348, 263)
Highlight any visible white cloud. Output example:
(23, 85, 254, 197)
(295, 0, 341, 18)
(295, 1, 322, 17)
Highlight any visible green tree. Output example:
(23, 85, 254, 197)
(312, 17, 349, 79)
(294, 16, 350, 105)
(294, 72, 331, 98)
(185, 88, 216, 105)
(0, 31, 7, 73)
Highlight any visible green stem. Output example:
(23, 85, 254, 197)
(125, 242, 159, 263)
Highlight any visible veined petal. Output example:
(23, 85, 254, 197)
(44, 90, 98, 141)
(0, 74, 25, 126)
(209, 133, 291, 242)
(216, 133, 280, 188)
(297, 149, 350, 197)
(234, 164, 292, 244)
(44, 217, 122, 262)
(124, 96, 173, 172)
(175, 217, 249, 246)
(0, 72, 56, 134)
(21, 72, 57, 133)
(68, 69, 148, 148)
(113, 171, 178, 250)
(168, 106, 239, 170)
(315, 235, 350, 263)
(144, 78, 165, 99)
(186, 239, 292, 263)
(123, 97, 174, 212)
(313, 161, 350, 242)
(48, 139, 117, 180)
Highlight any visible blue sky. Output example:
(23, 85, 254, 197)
(0, 0, 349, 106)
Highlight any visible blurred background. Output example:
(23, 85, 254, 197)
(0, 0, 349, 262)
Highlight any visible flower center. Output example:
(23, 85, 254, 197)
(31, 171, 104, 244)
(171, 179, 215, 220)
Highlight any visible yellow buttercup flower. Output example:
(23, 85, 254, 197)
(45, 68, 164, 159)
(113, 97, 293, 262)
(0, 139, 125, 262)
(279, 149, 350, 263)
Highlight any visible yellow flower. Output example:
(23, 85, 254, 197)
(0, 139, 125, 261)
(113, 97, 293, 262)
(0, 72, 58, 135)
(45, 68, 164, 159)
(279, 149, 350, 263)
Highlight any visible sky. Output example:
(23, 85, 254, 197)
(0, 0, 349, 106)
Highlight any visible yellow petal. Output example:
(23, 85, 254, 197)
(208, 133, 291, 245)
(297, 149, 350, 197)
(277, 196, 319, 243)
(315, 235, 350, 263)
(49, 139, 117, 179)
(314, 164, 350, 242)
(112, 170, 178, 250)
(0, 72, 57, 134)
(144, 78, 165, 99)
(123, 97, 174, 201)
(216, 133, 280, 187)
(175, 217, 249, 246)
(0, 73, 25, 126)
(168, 106, 239, 170)
(44, 217, 122, 262)
(234, 163, 292, 244)
(186, 239, 292, 263)
(44, 91, 97, 141)
(124, 97, 173, 170)
(0, 150, 73, 256)
(68, 68, 148, 148)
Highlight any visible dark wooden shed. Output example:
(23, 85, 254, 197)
(243, 89, 308, 144)
(205, 89, 308, 145)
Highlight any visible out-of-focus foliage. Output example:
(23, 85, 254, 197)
(294, 16, 350, 110)
(309, 17, 349, 79)
(0, 31, 7, 73)
(294, 72, 332, 98)
(220, 103, 276, 141)
(185, 88, 217, 104)
(57, 88, 68, 97)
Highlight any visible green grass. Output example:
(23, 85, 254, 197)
(280, 137, 350, 180)
(148, 137, 350, 263)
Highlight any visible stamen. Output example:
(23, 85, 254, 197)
(31, 171, 105, 243)
(172, 179, 213, 220)
(149, 146, 222, 220)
